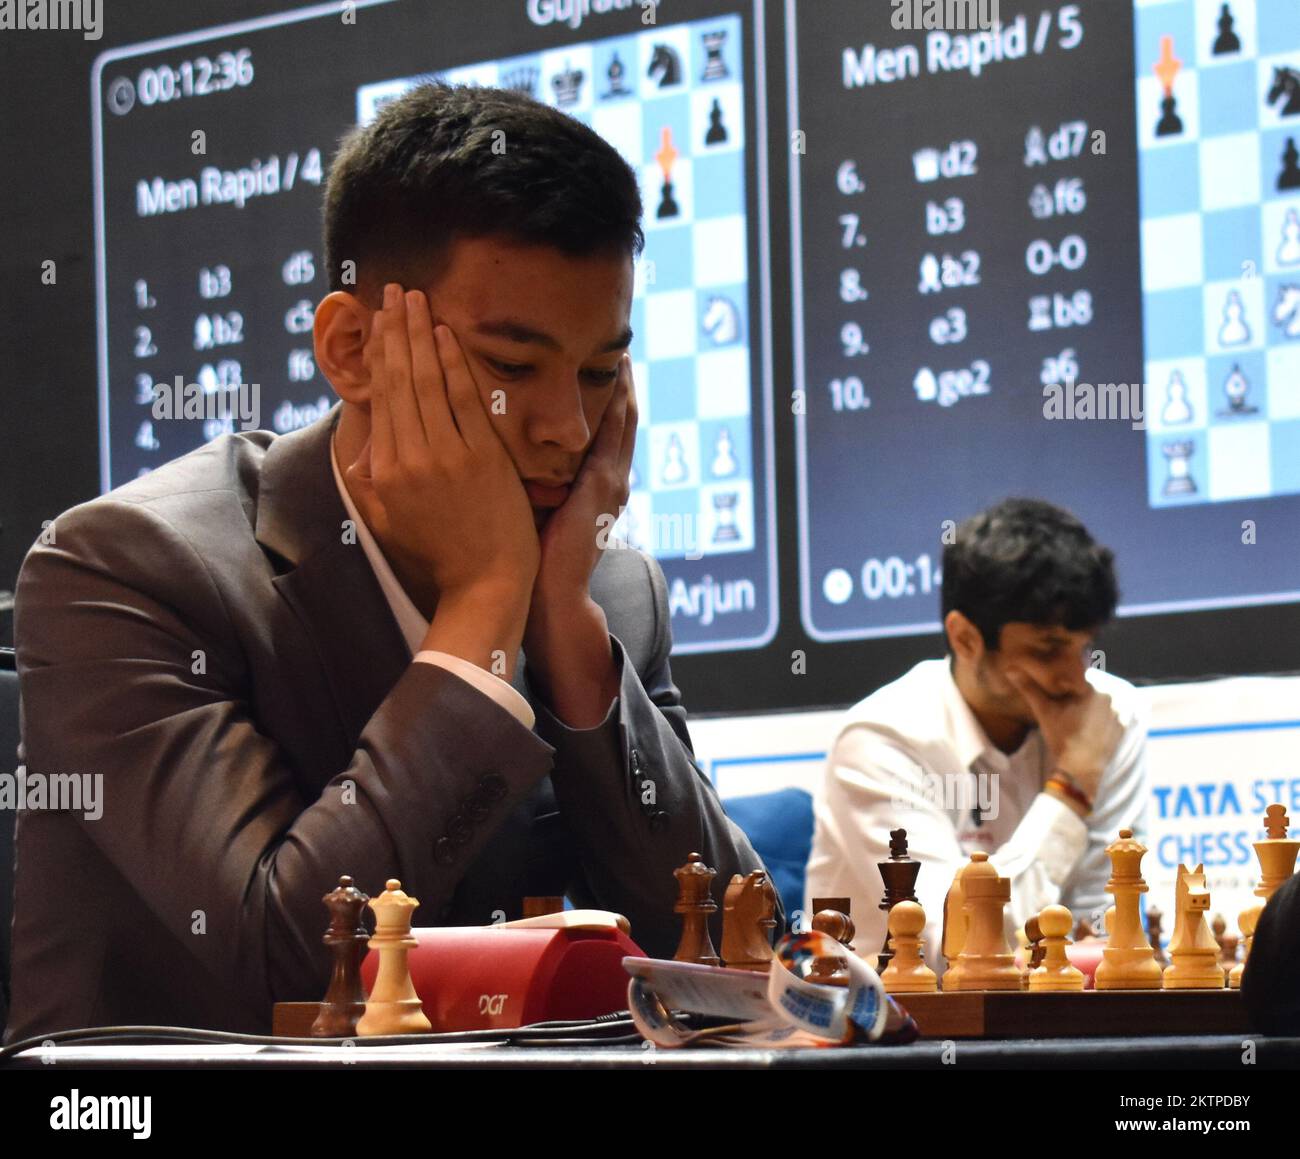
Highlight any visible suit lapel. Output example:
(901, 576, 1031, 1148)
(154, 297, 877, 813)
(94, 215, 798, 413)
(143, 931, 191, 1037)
(254, 405, 411, 752)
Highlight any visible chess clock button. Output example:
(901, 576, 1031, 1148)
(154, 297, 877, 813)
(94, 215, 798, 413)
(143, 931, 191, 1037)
(433, 837, 457, 865)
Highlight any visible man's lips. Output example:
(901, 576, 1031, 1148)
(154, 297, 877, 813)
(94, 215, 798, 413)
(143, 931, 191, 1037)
(523, 479, 572, 507)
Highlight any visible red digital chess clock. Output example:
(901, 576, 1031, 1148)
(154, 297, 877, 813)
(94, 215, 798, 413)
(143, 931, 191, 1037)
(359, 925, 646, 1030)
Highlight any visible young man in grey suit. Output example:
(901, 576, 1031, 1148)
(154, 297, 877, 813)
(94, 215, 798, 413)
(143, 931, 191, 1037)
(5, 83, 777, 1040)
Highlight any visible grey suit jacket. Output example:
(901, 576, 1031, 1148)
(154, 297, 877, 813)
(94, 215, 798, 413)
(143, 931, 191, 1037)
(5, 406, 777, 1041)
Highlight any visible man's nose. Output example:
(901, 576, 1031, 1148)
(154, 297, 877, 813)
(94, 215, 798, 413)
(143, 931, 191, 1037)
(526, 378, 591, 453)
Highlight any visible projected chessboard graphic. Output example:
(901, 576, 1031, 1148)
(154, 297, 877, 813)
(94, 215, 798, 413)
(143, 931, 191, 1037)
(1136, 0, 1300, 507)
(357, 13, 755, 560)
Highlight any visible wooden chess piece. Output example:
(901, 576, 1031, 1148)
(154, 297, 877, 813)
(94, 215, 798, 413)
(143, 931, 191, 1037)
(310, 875, 371, 1038)
(808, 908, 855, 985)
(356, 879, 432, 1036)
(1211, 912, 1229, 968)
(1164, 863, 1226, 989)
(673, 853, 721, 966)
(1218, 924, 1239, 971)
(949, 852, 1020, 991)
(876, 828, 920, 973)
(940, 859, 975, 990)
(879, 900, 937, 993)
(522, 896, 566, 918)
(1095, 829, 1164, 990)
(1028, 905, 1085, 992)
(1255, 804, 1300, 896)
(721, 870, 777, 972)
(811, 897, 851, 922)
(1021, 913, 1044, 990)
(1230, 905, 1262, 990)
(1146, 904, 1168, 967)
(1231, 803, 1299, 988)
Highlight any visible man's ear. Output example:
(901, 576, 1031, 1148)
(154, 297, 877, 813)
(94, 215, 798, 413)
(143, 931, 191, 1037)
(944, 610, 984, 665)
(313, 290, 375, 405)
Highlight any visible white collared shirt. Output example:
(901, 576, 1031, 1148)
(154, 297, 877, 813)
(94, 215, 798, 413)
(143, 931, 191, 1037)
(805, 658, 1148, 969)
(329, 434, 535, 730)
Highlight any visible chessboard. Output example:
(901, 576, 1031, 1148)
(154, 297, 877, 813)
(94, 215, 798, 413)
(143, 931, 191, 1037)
(356, 14, 757, 561)
(892, 987, 1250, 1039)
(1136, 0, 1300, 506)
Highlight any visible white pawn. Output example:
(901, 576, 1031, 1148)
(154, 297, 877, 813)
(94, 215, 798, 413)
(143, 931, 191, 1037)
(1028, 905, 1085, 992)
(661, 432, 689, 485)
(1218, 290, 1250, 346)
(1279, 208, 1300, 266)
(880, 900, 938, 994)
(711, 427, 737, 478)
(1162, 370, 1193, 425)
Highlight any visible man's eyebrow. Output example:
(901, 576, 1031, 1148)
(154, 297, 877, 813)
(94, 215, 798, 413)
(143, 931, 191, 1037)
(1033, 630, 1074, 644)
(471, 319, 634, 354)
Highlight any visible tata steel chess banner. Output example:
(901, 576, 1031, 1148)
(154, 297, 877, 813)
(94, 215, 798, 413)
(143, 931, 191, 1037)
(1143, 673, 1300, 927)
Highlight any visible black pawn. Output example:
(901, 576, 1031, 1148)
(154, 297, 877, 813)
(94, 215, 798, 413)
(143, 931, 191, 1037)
(705, 97, 728, 146)
(1213, 4, 1240, 56)
(1156, 93, 1183, 137)
(657, 176, 680, 219)
(1280, 138, 1300, 192)
(876, 828, 920, 974)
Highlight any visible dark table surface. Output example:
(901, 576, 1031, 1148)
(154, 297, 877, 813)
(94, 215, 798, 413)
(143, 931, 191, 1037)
(5, 1033, 1300, 1069)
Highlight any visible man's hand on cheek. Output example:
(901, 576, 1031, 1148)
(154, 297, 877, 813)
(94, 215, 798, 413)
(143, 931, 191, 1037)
(521, 356, 636, 725)
(1005, 665, 1119, 799)
(529, 354, 637, 607)
(360, 286, 539, 651)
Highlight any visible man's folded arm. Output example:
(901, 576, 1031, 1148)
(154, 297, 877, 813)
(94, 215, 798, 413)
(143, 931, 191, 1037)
(15, 499, 556, 1019)
(532, 549, 780, 958)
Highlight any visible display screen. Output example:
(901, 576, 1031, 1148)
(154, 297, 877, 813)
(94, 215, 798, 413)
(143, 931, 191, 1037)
(92, 0, 777, 653)
(93, 0, 1300, 659)
(791, 0, 1300, 641)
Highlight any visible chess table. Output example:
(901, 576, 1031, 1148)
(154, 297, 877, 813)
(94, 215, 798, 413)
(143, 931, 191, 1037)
(4, 1033, 1299, 1070)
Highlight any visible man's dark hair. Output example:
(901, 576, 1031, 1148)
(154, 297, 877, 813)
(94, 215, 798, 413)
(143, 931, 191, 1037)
(323, 82, 645, 299)
(941, 498, 1119, 651)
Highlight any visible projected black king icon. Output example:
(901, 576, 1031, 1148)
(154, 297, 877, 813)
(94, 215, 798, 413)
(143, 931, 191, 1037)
(551, 60, 584, 106)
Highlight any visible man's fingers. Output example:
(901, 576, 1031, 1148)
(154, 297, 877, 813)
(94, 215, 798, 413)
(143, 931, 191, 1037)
(615, 356, 639, 469)
(1006, 667, 1051, 713)
(381, 285, 426, 456)
(368, 288, 397, 473)
(435, 325, 496, 453)
(404, 290, 455, 446)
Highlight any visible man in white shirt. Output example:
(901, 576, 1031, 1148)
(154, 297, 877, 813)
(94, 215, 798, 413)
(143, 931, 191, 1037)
(806, 498, 1147, 971)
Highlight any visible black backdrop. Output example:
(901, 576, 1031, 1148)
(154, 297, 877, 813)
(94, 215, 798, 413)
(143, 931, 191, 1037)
(2, 0, 1296, 717)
